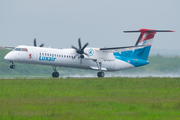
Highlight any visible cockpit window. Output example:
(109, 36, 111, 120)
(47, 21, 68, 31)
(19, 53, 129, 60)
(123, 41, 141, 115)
(14, 48, 21, 51)
(21, 48, 28, 52)
(14, 48, 28, 52)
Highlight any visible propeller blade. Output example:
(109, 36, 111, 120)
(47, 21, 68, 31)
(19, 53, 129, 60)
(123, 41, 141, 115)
(39, 43, 44, 47)
(34, 38, 37, 47)
(71, 45, 78, 50)
(78, 38, 81, 49)
(72, 54, 79, 60)
(84, 52, 89, 57)
(82, 42, 89, 50)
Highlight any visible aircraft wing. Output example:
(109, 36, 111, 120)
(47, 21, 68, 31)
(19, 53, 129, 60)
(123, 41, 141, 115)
(97, 45, 146, 53)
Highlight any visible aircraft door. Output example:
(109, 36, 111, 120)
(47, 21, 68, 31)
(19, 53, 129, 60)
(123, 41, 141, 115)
(28, 48, 38, 61)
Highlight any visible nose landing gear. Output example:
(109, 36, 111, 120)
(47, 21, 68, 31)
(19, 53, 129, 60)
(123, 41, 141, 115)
(10, 61, 15, 69)
(52, 66, 59, 78)
(10, 65, 15, 69)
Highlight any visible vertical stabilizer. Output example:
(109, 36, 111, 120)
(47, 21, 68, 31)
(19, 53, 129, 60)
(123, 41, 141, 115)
(137, 29, 156, 46)
(123, 29, 174, 60)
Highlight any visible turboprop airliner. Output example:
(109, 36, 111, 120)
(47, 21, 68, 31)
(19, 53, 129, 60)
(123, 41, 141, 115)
(4, 29, 174, 77)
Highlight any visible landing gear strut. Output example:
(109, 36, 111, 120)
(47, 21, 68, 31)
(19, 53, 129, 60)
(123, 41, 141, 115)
(52, 66, 59, 78)
(96, 62, 105, 78)
(10, 61, 15, 69)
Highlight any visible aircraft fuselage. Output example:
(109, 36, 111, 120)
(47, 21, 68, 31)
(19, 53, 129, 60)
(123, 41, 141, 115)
(4, 45, 134, 72)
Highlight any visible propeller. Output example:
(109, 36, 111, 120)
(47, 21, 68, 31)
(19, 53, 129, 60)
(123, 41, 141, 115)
(71, 38, 89, 64)
(34, 38, 44, 47)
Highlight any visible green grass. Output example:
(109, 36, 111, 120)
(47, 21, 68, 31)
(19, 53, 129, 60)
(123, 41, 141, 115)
(0, 77, 180, 120)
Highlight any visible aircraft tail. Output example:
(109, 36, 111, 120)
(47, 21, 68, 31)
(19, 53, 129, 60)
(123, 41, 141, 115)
(124, 29, 174, 60)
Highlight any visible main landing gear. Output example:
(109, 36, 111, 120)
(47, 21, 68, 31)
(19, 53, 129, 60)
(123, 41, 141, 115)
(10, 61, 15, 69)
(52, 66, 59, 78)
(96, 62, 105, 78)
(97, 71, 105, 77)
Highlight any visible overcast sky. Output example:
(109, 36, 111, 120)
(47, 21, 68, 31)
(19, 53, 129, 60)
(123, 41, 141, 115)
(0, 0, 179, 49)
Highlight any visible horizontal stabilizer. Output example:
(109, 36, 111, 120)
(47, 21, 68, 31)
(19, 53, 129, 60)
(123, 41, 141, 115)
(124, 29, 174, 46)
(124, 29, 174, 33)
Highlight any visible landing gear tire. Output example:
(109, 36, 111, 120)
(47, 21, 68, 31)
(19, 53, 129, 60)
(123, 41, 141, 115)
(80, 55, 84, 59)
(52, 72, 59, 78)
(10, 65, 15, 69)
(97, 72, 105, 78)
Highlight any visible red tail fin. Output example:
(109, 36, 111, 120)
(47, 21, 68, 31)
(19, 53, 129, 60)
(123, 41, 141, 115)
(138, 29, 156, 45)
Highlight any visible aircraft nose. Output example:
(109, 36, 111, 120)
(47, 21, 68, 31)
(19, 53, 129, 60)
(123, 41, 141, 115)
(4, 52, 12, 61)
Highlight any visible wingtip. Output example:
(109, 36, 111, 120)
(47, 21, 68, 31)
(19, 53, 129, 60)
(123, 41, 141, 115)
(169, 30, 175, 32)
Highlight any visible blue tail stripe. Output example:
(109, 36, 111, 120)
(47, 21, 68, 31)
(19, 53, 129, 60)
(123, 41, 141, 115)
(113, 46, 151, 67)
(131, 46, 151, 60)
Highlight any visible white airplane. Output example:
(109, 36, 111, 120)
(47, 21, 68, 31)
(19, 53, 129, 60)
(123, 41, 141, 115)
(4, 29, 174, 78)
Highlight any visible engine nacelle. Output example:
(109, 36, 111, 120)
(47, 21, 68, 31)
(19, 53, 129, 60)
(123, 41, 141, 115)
(84, 48, 116, 61)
